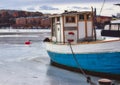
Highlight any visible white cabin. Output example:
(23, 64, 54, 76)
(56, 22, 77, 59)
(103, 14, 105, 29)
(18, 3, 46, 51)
(50, 11, 94, 44)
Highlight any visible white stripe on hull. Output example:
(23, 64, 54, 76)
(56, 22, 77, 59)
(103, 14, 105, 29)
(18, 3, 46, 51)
(45, 40, 120, 54)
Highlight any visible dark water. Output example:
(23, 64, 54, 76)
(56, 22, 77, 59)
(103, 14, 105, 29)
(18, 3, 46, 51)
(0, 30, 120, 85)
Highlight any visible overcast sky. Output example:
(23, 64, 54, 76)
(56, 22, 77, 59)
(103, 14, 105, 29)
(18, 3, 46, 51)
(0, 0, 120, 16)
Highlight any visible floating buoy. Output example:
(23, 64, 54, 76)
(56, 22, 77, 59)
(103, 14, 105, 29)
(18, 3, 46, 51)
(25, 40, 31, 45)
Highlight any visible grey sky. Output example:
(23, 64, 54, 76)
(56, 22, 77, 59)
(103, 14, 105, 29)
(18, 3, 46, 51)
(0, 0, 119, 16)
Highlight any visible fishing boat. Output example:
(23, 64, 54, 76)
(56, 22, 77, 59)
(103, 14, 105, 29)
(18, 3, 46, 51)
(44, 9, 120, 79)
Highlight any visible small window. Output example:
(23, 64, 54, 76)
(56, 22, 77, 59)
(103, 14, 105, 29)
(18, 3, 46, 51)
(66, 16, 75, 23)
(79, 14, 84, 20)
(52, 18, 55, 23)
(87, 14, 91, 20)
(57, 17, 60, 21)
(111, 25, 119, 30)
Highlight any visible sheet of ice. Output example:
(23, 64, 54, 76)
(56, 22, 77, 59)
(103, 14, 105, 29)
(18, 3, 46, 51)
(0, 33, 119, 85)
(0, 29, 51, 33)
(0, 35, 39, 37)
(0, 43, 90, 85)
(0, 31, 50, 44)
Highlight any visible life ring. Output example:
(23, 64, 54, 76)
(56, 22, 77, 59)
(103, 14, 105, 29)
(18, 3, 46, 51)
(67, 39, 74, 42)
(68, 32, 74, 35)
(67, 32, 75, 42)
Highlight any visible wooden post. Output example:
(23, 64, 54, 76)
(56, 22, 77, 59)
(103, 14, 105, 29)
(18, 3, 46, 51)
(98, 79, 112, 85)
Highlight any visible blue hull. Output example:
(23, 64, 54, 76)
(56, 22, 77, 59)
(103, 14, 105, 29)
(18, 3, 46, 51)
(47, 51, 120, 75)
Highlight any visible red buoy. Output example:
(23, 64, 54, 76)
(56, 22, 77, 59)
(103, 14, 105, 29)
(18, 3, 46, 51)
(25, 40, 31, 45)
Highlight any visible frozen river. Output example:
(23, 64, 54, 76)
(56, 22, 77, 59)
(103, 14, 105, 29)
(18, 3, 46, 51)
(0, 29, 120, 85)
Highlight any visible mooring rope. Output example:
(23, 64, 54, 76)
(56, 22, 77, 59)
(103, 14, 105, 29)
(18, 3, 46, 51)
(68, 42, 96, 85)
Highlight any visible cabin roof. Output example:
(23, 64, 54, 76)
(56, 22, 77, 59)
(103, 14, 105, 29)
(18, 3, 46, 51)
(49, 14, 62, 18)
(49, 11, 92, 18)
(62, 11, 92, 15)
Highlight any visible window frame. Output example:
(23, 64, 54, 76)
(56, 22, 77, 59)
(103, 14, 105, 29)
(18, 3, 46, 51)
(56, 17, 60, 22)
(65, 16, 76, 23)
(79, 14, 84, 21)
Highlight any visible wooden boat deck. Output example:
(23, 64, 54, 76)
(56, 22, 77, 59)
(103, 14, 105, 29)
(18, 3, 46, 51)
(50, 38, 120, 45)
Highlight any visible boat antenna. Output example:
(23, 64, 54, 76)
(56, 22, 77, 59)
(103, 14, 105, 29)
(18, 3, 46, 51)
(68, 42, 96, 85)
(99, 0, 106, 15)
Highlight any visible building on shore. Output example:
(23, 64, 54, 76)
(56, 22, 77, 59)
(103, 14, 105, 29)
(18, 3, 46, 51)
(14, 16, 50, 29)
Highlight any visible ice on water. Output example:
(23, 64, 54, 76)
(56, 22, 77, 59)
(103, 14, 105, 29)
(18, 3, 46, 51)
(0, 30, 119, 85)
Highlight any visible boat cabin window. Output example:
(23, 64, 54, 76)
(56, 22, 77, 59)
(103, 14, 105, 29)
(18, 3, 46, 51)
(79, 14, 84, 21)
(110, 24, 120, 30)
(51, 17, 56, 36)
(102, 23, 120, 37)
(57, 17, 60, 22)
(105, 24, 120, 31)
(52, 18, 55, 23)
(65, 16, 76, 23)
(86, 14, 91, 20)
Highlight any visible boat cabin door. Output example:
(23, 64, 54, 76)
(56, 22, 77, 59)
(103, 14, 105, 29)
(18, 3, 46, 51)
(51, 17, 62, 43)
(56, 24, 61, 42)
(78, 13, 93, 40)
